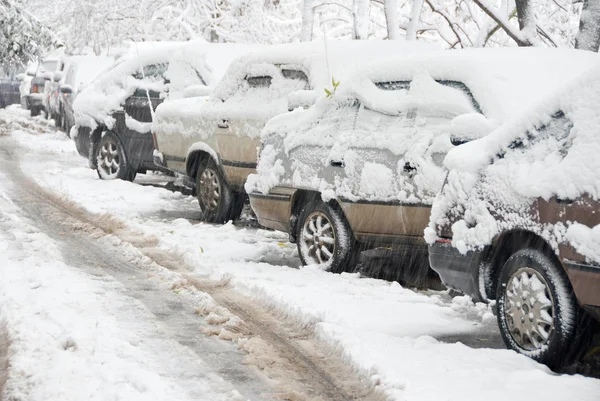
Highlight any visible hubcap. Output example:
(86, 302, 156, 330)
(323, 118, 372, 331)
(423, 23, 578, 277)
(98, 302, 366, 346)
(504, 267, 555, 351)
(99, 140, 120, 176)
(198, 168, 220, 211)
(301, 211, 335, 265)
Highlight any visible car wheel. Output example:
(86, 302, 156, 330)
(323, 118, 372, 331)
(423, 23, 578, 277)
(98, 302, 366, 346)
(95, 131, 136, 181)
(195, 158, 242, 223)
(297, 200, 354, 273)
(496, 248, 582, 369)
(30, 107, 40, 117)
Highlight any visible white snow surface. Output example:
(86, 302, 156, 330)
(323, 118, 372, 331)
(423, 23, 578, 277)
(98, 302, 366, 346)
(247, 48, 599, 204)
(3, 105, 600, 401)
(73, 41, 259, 131)
(426, 64, 600, 263)
(152, 40, 436, 140)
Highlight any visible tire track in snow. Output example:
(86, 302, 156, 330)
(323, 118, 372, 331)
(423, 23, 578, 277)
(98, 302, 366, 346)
(0, 140, 385, 401)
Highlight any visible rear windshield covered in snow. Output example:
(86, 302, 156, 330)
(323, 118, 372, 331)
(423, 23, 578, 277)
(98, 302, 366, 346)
(504, 111, 573, 156)
(374, 79, 481, 114)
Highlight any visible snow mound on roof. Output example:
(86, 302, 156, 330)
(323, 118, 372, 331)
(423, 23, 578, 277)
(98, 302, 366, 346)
(212, 40, 438, 101)
(153, 40, 436, 140)
(426, 64, 600, 264)
(74, 42, 258, 131)
(247, 48, 598, 206)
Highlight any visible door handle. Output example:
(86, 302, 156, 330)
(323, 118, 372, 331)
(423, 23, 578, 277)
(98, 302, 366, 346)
(217, 119, 229, 129)
(330, 160, 345, 168)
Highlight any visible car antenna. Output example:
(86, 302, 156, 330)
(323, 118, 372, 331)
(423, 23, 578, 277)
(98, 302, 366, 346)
(322, 20, 332, 83)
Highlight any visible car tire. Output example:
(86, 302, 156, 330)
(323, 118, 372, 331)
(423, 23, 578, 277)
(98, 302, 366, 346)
(297, 199, 354, 273)
(95, 131, 136, 181)
(496, 248, 583, 369)
(195, 158, 242, 223)
(30, 107, 40, 117)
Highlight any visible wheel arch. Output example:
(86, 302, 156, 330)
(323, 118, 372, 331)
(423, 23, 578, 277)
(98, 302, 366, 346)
(289, 190, 346, 241)
(482, 229, 559, 300)
(186, 143, 220, 180)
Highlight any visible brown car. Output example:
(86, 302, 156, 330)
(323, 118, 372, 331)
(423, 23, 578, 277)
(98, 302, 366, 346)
(247, 48, 598, 280)
(427, 67, 600, 369)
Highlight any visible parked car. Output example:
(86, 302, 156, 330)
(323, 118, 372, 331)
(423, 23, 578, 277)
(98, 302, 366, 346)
(152, 40, 434, 223)
(0, 69, 21, 109)
(26, 76, 48, 117)
(42, 57, 67, 123)
(58, 55, 115, 136)
(73, 41, 255, 182)
(426, 65, 600, 368)
(24, 56, 64, 117)
(245, 48, 599, 279)
(18, 63, 37, 109)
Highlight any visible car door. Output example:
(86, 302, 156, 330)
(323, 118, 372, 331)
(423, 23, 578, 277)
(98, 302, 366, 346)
(216, 67, 310, 190)
(121, 63, 167, 164)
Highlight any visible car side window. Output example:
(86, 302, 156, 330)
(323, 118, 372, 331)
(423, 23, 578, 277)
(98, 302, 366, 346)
(133, 63, 169, 83)
(246, 76, 272, 88)
(133, 88, 161, 98)
(436, 80, 482, 114)
(281, 69, 309, 90)
(375, 81, 411, 91)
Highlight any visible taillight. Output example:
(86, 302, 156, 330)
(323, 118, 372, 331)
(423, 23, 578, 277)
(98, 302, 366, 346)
(32, 85, 39, 93)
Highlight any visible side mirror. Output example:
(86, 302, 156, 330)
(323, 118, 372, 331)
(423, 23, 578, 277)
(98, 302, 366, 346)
(60, 84, 73, 94)
(26, 69, 36, 77)
(53, 71, 63, 82)
(15, 73, 25, 82)
(183, 85, 212, 98)
(287, 90, 318, 112)
(449, 113, 495, 146)
(42, 71, 53, 81)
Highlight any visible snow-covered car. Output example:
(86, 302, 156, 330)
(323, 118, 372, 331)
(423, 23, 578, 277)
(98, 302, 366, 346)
(246, 47, 599, 277)
(26, 57, 63, 117)
(58, 55, 115, 135)
(0, 69, 21, 109)
(73, 41, 252, 182)
(425, 64, 600, 369)
(152, 40, 435, 223)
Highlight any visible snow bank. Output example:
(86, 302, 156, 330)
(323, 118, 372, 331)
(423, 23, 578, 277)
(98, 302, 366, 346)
(74, 41, 258, 132)
(427, 63, 600, 263)
(153, 40, 437, 140)
(247, 47, 598, 204)
(6, 113, 600, 401)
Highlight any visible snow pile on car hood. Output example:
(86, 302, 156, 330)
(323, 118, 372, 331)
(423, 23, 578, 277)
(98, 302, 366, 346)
(426, 64, 600, 264)
(73, 41, 256, 131)
(153, 40, 437, 140)
(247, 48, 598, 205)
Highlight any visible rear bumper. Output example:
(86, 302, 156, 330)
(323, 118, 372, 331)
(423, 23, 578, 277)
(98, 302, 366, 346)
(248, 189, 295, 234)
(429, 241, 484, 302)
(26, 94, 43, 108)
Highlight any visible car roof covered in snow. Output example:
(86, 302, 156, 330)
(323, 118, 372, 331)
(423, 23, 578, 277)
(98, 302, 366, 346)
(347, 47, 600, 121)
(74, 41, 262, 130)
(212, 40, 439, 101)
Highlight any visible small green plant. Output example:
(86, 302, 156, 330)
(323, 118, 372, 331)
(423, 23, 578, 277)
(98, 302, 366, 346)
(324, 76, 340, 97)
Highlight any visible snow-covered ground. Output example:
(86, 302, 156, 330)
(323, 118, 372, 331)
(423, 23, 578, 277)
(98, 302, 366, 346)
(1, 105, 600, 400)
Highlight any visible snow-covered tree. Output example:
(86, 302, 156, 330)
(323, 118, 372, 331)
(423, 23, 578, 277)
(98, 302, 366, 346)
(0, 0, 59, 69)
(576, 0, 600, 51)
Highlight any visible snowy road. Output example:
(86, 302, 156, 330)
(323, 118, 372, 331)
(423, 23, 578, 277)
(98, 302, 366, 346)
(1, 105, 600, 400)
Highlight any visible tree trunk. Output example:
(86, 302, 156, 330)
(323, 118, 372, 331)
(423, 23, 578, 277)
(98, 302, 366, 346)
(299, 0, 314, 41)
(384, 0, 400, 40)
(353, 0, 370, 39)
(576, 0, 600, 52)
(406, 0, 424, 40)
